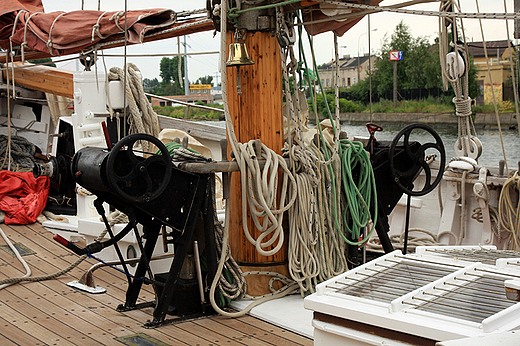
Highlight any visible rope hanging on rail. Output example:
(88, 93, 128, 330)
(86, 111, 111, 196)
(107, 63, 160, 150)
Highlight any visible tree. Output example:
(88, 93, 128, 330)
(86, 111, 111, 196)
(143, 77, 160, 90)
(347, 21, 479, 104)
(157, 57, 184, 95)
(196, 75, 213, 86)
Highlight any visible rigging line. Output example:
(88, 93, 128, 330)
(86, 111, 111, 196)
(297, 0, 437, 27)
(0, 54, 87, 71)
(93, 52, 220, 58)
(502, 0, 520, 144)
(89, 18, 213, 51)
(123, 0, 128, 139)
(475, 0, 508, 173)
(5, 54, 11, 172)
(231, 0, 301, 15)
(319, 0, 520, 20)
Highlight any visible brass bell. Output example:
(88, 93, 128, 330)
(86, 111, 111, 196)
(226, 42, 255, 67)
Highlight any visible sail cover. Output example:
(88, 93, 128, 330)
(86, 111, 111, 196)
(0, 0, 182, 56)
(302, 0, 383, 36)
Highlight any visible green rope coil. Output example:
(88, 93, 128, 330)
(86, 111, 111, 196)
(339, 139, 377, 245)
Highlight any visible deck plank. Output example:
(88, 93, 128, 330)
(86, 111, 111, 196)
(233, 315, 313, 345)
(0, 315, 46, 346)
(1, 288, 105, 345)
(193, 317, 277, 346)
(0, 299, 77, 346)
(176, 319, 249, 346)
(0, 223, 314, 346)
(211, 315, 312, 346)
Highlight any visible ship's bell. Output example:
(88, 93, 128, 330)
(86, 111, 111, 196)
(226, 42, 255, 67)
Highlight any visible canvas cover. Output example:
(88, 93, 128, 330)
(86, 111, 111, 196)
(0, 171, 49, 225)
(302, 0, 383, 36)
(0, 0, 178, 56)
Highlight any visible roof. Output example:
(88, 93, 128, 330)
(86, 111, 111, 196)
(318, 55, 371, 70)
(466, 40, 514, 58)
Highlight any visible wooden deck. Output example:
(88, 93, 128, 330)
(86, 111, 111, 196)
(0, 222, 313, 346)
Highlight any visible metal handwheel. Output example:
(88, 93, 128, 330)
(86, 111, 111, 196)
(388, 123, 446, 197)
(106, 133, 172, 203)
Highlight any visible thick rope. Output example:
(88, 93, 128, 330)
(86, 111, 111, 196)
(474, 0, 508, 170)
(0, 135, 38, 172)
(0, 211, 127, 289)
(47, 12, 67, 56)
(319, 0, 520, 20)
(107, 63, 160, 151)
(498, 172, 520, 250)
(208, 2, 299, 318)
(502, 0, 520, 143)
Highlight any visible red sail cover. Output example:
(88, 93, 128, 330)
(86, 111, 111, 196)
(0, 171, 49, 224)
(0, 0, 177, 56)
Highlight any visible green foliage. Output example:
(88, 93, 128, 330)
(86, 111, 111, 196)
(346, 21, 480, 104)
(370, 97, 454, 113)
(196, 75, 214, 85)
(156, 57, 185, 96)
(29, 58, 56, 67)
(143, 78, 160, 90)
(309, 95, 455, 116)
(153, 104, 224, 120)
(310, 93, 365, 116)
(473, 101, 515, 113)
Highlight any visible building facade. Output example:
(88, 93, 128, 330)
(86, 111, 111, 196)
(317, 54, 376, 88)
(466, 40, 515, 105)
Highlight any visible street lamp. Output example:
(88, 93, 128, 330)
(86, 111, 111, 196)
(368, 17, 376, 121)
(358, 28, 377, 84)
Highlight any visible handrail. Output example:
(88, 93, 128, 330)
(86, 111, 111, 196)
(145, 92, 224, 113)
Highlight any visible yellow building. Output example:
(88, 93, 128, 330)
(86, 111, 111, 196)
(467, 40, 515, 105)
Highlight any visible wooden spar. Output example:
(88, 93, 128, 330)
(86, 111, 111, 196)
(225, 31, 288, 295)
(2, 62, 74, 98)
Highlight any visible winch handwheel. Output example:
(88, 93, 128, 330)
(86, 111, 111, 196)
(388, 123, 445, 196)
(106, 133, 172, 203)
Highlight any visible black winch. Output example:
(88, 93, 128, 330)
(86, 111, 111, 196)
(53, 133, 219, 327)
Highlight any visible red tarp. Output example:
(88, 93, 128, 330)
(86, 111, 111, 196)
(0, 171, 49, 225)
(0, 0, 177, 56)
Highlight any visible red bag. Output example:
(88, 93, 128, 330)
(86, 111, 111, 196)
(0, 171, 49, 224)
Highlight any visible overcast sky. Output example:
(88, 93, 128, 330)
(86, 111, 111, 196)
(40, 0, 515, 83)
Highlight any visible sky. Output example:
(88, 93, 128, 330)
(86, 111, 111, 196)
(40, 0, 516, 83)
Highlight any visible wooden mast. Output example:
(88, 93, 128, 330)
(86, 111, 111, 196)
(225, 31, 288, 296)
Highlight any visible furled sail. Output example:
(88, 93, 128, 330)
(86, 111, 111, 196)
(0, 0, 211, 59)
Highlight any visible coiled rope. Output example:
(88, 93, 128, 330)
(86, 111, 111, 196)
(208, 2, 299, 318)
(498, 172, 520, 250)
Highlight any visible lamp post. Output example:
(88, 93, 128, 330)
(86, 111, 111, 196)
(368, 16, 375, 122)
(358, 28, 377, 85)
(340, 45, 347, 87)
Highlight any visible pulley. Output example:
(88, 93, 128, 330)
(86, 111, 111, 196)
(446, 51, 466, 79)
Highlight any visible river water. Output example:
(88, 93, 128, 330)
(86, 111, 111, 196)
(197, 120, 520, 169)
